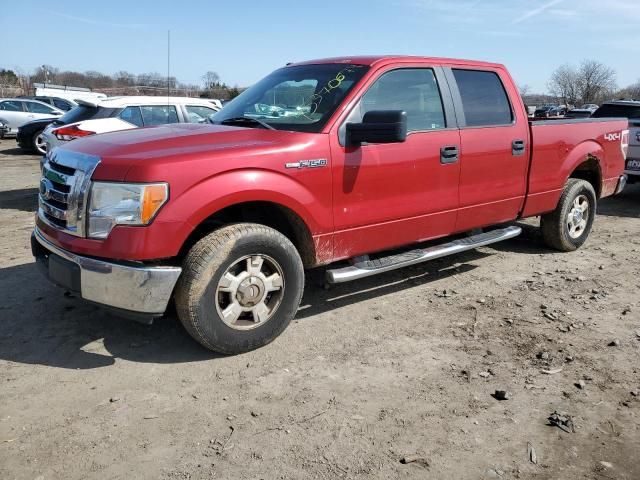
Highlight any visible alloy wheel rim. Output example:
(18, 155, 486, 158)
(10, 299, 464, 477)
(215, 254, 285, 330)
(35, 134, 47, 155)
(567, 194, 589, 239)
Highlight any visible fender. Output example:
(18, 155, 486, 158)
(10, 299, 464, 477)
(522, 139, 604, 217)
(157, 168, 333, 257)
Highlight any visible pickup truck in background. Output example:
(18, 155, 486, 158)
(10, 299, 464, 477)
(32, 56, 629, 354)
(592, 99, 640, 182)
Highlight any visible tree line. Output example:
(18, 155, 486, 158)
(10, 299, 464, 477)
(0, 66, 242, 100)
(521, 59, 639, 107)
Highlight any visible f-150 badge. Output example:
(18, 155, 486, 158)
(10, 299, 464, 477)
(285, 158, 327, 169)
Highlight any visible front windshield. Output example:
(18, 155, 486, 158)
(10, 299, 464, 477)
(211, 63, 369, 133)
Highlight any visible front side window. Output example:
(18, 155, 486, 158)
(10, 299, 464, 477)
(453, 69, 513, 127)
(211, 63, 369, 133)
(358, 68, 446, 132)
(26, 101, 56, 114)
(119, 106, 144, 127)
(140, 105, 179, 126)
(0, 101, 23, 112)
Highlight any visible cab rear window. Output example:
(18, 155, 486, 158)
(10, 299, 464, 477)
(592, 104, 640, 119)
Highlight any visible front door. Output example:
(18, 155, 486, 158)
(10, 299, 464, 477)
(329, 66, 461, 261)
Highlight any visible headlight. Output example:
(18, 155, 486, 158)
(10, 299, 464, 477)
(87, 182, 168, 239)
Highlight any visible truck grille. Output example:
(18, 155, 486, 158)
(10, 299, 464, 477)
(38, 149, 100, 237)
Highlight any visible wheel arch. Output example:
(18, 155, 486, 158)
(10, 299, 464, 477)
(180, 200, 320, 268)
(568, 152, 603, 198)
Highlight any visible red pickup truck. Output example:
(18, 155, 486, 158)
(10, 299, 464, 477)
(32, 56, 629, 353)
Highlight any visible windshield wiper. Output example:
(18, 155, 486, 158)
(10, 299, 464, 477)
(218, 116, 275, 130)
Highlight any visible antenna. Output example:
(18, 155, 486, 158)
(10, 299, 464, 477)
(167, 30, 171, 105)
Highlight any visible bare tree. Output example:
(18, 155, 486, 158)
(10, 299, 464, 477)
(31, 65, 60, 84)
(577, 60, 616, 104)
(548, 64, 581, 106)
(615, 80, 640, 100)
(114, 71, 136, 86)
(518, 84, 532, 97)
(202, 71, 220, 90)
(548, 60, 617, 105)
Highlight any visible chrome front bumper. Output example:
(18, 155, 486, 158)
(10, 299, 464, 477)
(32, 227, 181, 315)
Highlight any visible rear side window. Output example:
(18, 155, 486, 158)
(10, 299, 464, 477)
(0, 101, 24, 111)
(52, 98, 73, 111)
(58, 105, 118, 124)
(592, 104, 640, 119)
(453, 69, 513, 127)
(140, 105, 179, 126)
(185, 105, 218, 122)
(119, 106, 144, 127)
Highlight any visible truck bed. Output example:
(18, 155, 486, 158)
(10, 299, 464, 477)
(522, 117, 629, 217)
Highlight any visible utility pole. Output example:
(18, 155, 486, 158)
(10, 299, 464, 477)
(167, 30, 171, 105)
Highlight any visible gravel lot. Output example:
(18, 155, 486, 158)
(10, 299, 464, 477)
(1, 137, 639, 479)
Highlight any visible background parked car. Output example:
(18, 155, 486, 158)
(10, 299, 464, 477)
(16, 118, 57, 154)
(580, 103, 599, 113)
(18, 95, 77, 111)
(592, 99, 640, 183)
(565, 108, 593, 119)
(0, 99, 63, 137)
(42, 96, 221, 150)
(534, 105, 567, 118)
(534, 105, 556, 118)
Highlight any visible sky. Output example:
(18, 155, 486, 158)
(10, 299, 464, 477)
(1, 0, 639, 94)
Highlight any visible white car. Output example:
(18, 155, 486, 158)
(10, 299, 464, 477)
(0, 98, 64, 137)
(42, 96, 221, 150)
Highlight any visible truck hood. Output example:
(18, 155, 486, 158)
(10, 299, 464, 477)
(60, 123, 317, 181)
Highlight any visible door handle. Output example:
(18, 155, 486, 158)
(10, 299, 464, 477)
(512, 139, 525, 156)
(440, 145, 459, 164)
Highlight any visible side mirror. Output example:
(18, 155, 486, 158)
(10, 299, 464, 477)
(346, 110, 407, 146)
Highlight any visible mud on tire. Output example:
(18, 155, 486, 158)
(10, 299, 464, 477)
(174, 223, 304, 354)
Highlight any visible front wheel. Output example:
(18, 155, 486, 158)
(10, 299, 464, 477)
(174, 223, 304, 354)
(540, 178, 597, 251)
(32, 129, 47, 155)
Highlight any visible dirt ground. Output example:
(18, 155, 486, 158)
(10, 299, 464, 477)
(0, 137, 639, 480)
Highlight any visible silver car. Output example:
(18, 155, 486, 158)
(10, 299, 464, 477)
(592, 100, 640, 182)
(0, 98, 63, 137)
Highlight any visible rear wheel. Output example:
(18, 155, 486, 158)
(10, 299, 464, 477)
(175, 223, 304, 354)
(541, 178, 596, 251)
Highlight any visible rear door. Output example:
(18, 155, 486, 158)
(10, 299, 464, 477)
(139, 105, 180, 125)
(445, 67, 529, 231)
(329, 65, 460, 260)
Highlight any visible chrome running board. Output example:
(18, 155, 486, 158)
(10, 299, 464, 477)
(325, 226, 522, 284)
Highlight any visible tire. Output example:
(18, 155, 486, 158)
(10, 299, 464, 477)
(31, 129, 47, 155)
(540, 178, 597, 252)
(174, 223, 304, 354)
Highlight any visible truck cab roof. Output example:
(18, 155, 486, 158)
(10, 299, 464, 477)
(288, 55, 505, 69)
